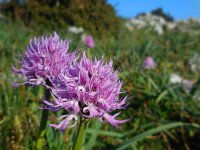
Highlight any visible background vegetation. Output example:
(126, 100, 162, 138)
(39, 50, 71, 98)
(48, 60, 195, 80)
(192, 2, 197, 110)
(0, 0, 200, 149)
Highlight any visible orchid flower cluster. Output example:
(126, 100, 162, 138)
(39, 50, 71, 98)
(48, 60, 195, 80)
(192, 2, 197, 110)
(12, 33, 128, 132)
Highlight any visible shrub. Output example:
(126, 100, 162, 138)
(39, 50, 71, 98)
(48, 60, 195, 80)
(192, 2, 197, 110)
(1, 0, 121, 37)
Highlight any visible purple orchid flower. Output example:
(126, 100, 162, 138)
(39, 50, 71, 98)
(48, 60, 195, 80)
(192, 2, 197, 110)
(12, 32, 76, 87)
(143, 56, 156, 69)
(44, 52, 129, 131)
(83, 35, 95, 48)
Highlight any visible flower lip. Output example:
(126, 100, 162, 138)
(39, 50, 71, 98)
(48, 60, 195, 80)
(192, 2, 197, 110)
(77, 85, 86, 92)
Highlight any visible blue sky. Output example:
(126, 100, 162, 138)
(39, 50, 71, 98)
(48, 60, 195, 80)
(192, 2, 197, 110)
(107, 0, 200, 20)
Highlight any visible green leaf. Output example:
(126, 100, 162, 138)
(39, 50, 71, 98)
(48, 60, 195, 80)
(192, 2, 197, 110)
(117, 122, 184, 150)
(0, 116, 8, 126)
(46, 126, 54, 149)
(87, 129, 123, 138)
(156, 90, 169, 104)
(85, 121, 101, 150)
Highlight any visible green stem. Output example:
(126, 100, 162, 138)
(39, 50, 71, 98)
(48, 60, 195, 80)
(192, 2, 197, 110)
(36, 79, 51, 150)
(86, 48, 91, 59)
(73, 118, 88, 150)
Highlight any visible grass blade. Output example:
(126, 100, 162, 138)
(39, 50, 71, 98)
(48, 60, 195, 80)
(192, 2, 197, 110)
(117, 122, 184, 150)
(85, 121, 101, 150)
(87, 129, 123, 138)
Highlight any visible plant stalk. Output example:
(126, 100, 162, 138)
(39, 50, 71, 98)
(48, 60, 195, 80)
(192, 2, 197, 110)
(73, 118, 88, 150)
(36, 79, 51, 150)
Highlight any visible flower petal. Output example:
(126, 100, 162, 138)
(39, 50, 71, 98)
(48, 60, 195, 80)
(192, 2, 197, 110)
(103, 112, 129, 127)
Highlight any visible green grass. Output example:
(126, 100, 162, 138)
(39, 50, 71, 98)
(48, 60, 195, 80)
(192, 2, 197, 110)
(0, 20, 200, 150)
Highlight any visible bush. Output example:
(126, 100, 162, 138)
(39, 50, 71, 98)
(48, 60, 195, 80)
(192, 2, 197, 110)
(1, 0, 121, 37)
